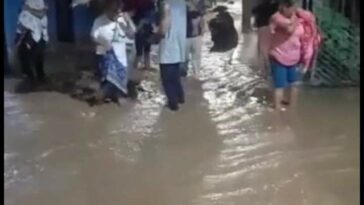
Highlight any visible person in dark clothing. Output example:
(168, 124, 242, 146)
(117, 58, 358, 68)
(15, 0, 49, 83)
(17, 31, 46, 82)
(252, 0, 278, 77)
(124, 0, 157, 70)
(302, 0, 313, 11)
(208, 6, 238, 52)
(252, 0, 278, 28)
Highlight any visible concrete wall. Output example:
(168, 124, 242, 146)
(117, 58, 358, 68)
(4, 34, 10, 74)
(47, 0, 58, 42)
(4, 0, 22, 54)
(4, 0, 95, 44)
(73, 6, 95, 43)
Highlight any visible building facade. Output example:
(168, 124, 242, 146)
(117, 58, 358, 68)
(4, 0, 96, 73)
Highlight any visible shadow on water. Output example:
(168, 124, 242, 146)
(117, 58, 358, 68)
(120, 79, 222, 205)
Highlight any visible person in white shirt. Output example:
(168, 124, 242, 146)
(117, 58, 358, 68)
(123, 11, 139, 100)
(90, 0, 135, 104)
(158, 0, 187, 111)
(15, 0, 49, 83)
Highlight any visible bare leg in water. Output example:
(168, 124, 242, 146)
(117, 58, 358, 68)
(136, 56, 142, 69)
(135, 53, 150, 70)
(273, 88, 284, 110)
(282, 85, 298, 107)
(144, 53, 151, 70)
(271, 60, 299, 110)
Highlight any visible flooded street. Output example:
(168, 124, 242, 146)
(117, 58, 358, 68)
(4, 2, 359, 205)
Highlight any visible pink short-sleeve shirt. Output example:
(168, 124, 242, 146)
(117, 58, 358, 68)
(269, 12, 304, 66)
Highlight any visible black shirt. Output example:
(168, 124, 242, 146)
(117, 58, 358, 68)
(187, 10, 202, 38)
(252, 2, 278, 28)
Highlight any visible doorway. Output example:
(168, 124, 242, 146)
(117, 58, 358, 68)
(55, 0, 75, 42)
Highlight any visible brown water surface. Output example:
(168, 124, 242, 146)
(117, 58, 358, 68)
(4, 1, 359, 205)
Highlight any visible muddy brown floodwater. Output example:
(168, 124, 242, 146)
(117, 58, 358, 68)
(4, 1, 359, 205)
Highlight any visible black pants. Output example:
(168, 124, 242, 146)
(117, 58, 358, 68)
(134, 7, 155, 58)
(135, 26, 152, 57)
(160, 63, 185, 110)
(17, 37, 46, 81)
(95, 54, 103, 79)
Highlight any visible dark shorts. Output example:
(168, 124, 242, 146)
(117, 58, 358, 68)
(134, 9, 156, 57)
(135, 27, 152, 57)
(270, 59, 299, 89)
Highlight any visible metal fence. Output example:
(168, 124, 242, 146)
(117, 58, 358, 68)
(309, 1, 360, 86)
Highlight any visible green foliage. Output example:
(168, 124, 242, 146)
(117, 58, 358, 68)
(314, 5, 360, 84)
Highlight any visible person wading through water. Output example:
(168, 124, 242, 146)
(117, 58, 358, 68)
(126, 0, 157, 70)
(158, 0, 187, 111)
(122, 9, 139, 100)
(15, 0, 49, 85)
(90, 0, 135, 105)
(268, 0, 306, 111)
(181, 0, 206, 79)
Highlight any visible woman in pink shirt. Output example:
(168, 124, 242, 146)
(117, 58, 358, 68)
(268, 0, 304, 110)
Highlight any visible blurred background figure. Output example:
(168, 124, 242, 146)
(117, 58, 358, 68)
(208, 5, 238, 52)
(252, 0, 278, 77)
(302, 0, 313, 11)
(181, 0, 206, 78)
(15, 0, 49, 84)
(131, 0, 157, 70)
